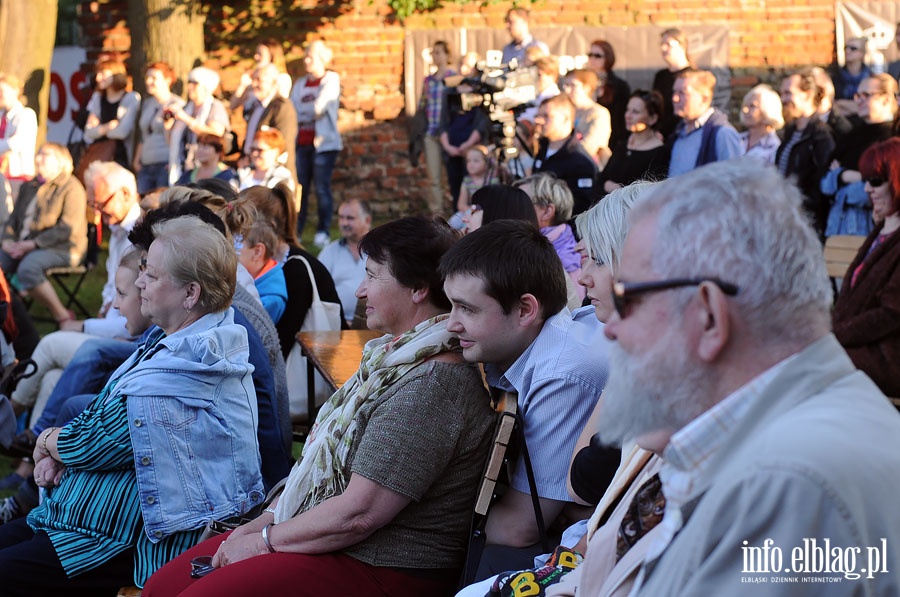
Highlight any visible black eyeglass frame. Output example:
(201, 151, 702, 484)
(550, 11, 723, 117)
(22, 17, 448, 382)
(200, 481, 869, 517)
(611, 277, 740, 318)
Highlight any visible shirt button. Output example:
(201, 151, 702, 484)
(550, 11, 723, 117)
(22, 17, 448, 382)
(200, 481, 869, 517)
(146, 496, 155, 504)
(134, 419, 143, 427)
(141, 456, 151, 466)
(154, 530, 163, 538)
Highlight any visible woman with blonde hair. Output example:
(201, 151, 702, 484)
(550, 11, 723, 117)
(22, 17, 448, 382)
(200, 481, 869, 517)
(515, 173, 582, 298)
(0, 217, 262, 594)
(739, 84, 783, 165)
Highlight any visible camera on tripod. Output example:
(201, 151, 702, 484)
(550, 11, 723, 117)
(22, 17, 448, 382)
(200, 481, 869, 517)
(446, 62, 538, 160)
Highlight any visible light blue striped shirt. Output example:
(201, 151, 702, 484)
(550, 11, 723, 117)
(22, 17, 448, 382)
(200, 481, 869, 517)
(486, 306, 610, 502)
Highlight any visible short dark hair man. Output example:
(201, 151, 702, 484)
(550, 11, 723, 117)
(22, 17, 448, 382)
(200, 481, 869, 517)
(600, 159, 900, 594)
(532, 94, 599, 217)
(441, 220, 610, 574)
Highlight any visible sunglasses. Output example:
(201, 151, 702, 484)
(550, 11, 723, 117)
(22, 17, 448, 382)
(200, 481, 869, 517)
(611, 277, 739, 319)
(865, 176, 887, 187)
(588, 52, 606, 59)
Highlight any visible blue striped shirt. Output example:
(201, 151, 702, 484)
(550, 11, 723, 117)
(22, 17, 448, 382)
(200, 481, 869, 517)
(27, 333, 203, 586)
(486, 307, 610, 501)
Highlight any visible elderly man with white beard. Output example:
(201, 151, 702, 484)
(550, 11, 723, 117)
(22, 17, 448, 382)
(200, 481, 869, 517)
(597, 159, 900, 595)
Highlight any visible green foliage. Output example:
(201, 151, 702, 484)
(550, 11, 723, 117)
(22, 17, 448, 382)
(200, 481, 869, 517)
(382, 0, 536, 21)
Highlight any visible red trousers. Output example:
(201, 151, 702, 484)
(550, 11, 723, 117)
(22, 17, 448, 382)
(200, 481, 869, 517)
(142, 531, 457, 596)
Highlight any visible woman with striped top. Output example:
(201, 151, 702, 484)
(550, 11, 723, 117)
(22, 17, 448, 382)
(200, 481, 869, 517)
(0, 216, 264, 594)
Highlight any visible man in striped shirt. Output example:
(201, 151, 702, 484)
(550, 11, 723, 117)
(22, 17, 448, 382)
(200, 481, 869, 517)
(441, 219, 610, 578)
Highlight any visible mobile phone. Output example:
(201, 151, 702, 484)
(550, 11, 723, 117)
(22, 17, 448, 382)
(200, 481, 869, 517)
(190, 556, 216, 579)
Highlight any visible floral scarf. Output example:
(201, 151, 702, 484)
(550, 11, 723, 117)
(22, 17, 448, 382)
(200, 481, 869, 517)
(274, 314, 458, 522)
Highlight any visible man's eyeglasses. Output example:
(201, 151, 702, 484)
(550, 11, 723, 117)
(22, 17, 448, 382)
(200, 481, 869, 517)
(611, 277, 740, 319)
(865, 176, 887, 188)
(588, 52, 605, 59)
(89, 189, 117, 212)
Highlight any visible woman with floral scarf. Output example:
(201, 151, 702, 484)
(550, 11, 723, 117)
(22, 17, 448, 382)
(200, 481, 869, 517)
(145, 217, 496, 597)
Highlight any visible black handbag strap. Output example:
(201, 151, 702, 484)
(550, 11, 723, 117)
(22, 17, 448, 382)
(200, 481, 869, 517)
(515, 408, 551, 553)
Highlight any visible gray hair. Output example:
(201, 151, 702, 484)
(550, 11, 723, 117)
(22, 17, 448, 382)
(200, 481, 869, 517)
(84, 161, 137, 198)
(151, 216, 237, 314)
(742, 84, 784, 130)
(575, 181, 657, 275)
(630, 160, 832, 346)
(515, 173, 574, 224)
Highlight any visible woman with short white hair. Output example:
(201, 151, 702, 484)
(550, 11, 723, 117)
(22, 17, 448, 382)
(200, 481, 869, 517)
(739, 84, 783, 165)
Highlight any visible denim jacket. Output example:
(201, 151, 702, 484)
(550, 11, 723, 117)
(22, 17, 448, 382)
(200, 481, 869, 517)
(107, 309, 264, 541)
(822, 168, 874, 237)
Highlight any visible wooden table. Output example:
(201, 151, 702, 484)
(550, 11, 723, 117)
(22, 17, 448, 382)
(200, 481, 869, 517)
(294, 330, 382, 429)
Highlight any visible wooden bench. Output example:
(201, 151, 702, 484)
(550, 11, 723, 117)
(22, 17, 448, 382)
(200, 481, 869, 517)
(824, 234, 866, 281)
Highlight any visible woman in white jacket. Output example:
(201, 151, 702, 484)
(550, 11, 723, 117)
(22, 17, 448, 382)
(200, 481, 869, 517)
(290, 40, 342, 247)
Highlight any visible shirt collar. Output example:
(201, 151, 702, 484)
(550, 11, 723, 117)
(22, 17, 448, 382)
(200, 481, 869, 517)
(661, 353, 797, 501)
(679, 107, 716, 136)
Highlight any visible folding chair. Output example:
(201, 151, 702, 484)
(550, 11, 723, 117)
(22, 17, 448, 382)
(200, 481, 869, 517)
(460, 391, 519, 587)
(460, 388, 552, 590)
(28, 222, 99, 320)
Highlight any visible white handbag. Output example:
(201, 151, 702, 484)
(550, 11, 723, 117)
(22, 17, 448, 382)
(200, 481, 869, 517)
(285, 255, 342, 421)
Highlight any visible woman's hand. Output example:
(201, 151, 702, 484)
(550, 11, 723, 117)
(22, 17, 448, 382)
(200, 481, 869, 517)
(227, 510, 274, 542)
(34, 457, 66, 488)
(841, 169, 862, 184)
(829, 159, 841, 171)
(211, 530, 268, 567)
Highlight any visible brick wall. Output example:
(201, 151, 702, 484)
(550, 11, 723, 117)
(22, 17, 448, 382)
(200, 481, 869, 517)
(79, 0, 845, 218)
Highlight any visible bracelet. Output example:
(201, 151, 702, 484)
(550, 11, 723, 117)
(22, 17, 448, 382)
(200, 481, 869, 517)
(261, 522, 276, 553)
(264, 507, 276, 515)
(40, 427, 56, 454)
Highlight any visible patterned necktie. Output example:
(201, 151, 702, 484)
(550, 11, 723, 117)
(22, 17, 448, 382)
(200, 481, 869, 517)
(616, 473, 666, 561)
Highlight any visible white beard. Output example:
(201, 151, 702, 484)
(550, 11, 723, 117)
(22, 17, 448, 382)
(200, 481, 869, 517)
(597, 332, 713, 446)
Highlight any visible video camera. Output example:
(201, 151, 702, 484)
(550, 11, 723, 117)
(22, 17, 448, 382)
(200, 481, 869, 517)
(446, 61, 538, 158)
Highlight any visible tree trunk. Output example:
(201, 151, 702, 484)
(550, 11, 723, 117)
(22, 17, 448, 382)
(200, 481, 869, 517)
(0, 0, 59, 146)
(127, 0, 206, 97)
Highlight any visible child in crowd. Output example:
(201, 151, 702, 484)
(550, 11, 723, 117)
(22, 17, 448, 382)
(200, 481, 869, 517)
(449, 145, 500, 229)
(237, 219, 287, 324)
